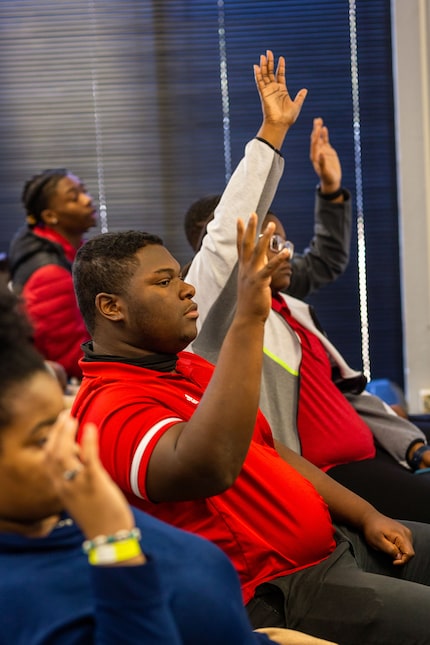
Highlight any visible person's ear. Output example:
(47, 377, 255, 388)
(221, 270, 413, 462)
(95, 293, 125, 322)
(40, 208, 59, 226)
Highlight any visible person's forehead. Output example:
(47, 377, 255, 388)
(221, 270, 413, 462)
(135, 244, 181, 274)
(54, 173, 82, 196)
(264, 214, 286, 237)
(5, 372, 64, 440)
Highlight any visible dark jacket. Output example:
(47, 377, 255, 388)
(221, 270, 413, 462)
(8, 226, 88, 379)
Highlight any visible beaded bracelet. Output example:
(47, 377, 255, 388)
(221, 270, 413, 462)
(82, 528, 142, 565)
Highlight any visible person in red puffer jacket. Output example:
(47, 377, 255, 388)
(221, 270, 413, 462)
(8, 169, 97, 380)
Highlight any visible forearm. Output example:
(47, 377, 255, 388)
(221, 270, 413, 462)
(274, 440, 379, 529)
(285, 190, 351, 298)
(169, 216, 280, 498)
(180, 316, 266, 484)
(187, 138, 284, 327)
(255, 120, 291, 152)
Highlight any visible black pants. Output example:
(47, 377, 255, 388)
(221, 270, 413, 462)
(328, 446, 430, 523)
(246, 522, 430, 645)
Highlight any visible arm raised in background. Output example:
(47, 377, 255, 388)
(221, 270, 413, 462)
(186, 50, 307, 328)
(287, 117, 352, 299)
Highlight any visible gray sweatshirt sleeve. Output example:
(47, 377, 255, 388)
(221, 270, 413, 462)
(345, 391, 427, 467)
(287, 190, 352, 300)
(186, 138, 284, 336)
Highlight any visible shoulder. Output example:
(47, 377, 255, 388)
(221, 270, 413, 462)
(23, 264, 74, 302)
(10, 230, 71, 289)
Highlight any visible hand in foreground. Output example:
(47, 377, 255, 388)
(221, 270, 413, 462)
(235, 213, 291, 323)
(254, 50, 307, 132)
(44, 411, 137, 541)
(361, 510, 415, 566)
(255, 627, 338, 645)
(310, 117, 342, 193)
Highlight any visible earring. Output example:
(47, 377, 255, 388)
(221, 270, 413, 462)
(51, 218, 58, 225)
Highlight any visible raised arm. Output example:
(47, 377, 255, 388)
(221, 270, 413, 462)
(310, 117, 343, 198)
(186, 50, 307, 329)
(287, 117, 352, 299)
(254, 51, 307, 149)
(147, 217, 292, 502)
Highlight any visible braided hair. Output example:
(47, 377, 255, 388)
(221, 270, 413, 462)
(21, 169, 68, 228)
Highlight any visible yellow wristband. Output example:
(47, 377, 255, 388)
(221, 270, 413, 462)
(88, 537, 142, 565)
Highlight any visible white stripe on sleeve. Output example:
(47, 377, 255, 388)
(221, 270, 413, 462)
(130, 417, 183, 499)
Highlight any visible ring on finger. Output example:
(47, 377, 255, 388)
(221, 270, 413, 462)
(62, 468, 81, 481)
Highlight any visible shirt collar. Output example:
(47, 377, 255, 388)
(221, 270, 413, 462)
(82, 340, 178, 373)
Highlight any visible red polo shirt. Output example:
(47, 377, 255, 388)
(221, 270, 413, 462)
(73, 351, 336, 603)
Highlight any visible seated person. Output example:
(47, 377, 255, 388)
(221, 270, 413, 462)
(71, 216, 430, 644)
(0, 287, 335, 645)
(185, 51, 430, 523)
(183, 114, 350, 301)
(8, 168, 96, 379)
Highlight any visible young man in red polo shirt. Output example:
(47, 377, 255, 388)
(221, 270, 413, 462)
(72, 217, 430, 643)
(71, 52, 430, 645)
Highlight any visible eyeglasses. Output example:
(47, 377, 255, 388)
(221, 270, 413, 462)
(260, 233, 294, 257)
(269, 235, 294, 257)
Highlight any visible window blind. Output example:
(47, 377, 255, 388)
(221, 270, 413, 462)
(0, 0, 402, 384)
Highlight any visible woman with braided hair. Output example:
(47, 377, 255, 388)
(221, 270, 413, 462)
(8, 169, 97, 379)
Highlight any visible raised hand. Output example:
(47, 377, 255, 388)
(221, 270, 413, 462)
(235, 213, 291, 323)
(310, 117, 342, 193)
(254, 50, 307, 134)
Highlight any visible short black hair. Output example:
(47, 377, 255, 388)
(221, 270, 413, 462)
(73, 230, 163, 335)
(184, 194, 221, 251)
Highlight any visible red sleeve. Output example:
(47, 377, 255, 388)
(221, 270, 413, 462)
(74, 383, 184, 502)
(23, 264, 89, 378)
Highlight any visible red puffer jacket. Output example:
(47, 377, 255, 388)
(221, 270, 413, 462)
(8, 226, 89, 379)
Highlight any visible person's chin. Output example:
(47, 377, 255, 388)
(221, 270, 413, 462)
(273, 276, 291, 292)
(180, 325, 198, 348)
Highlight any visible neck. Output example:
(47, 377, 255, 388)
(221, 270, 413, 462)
(91, 339, 154, 358)
(0, 514, 61, 538)
(84, 340, 179, 373)
(56, 229, 82, 249)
